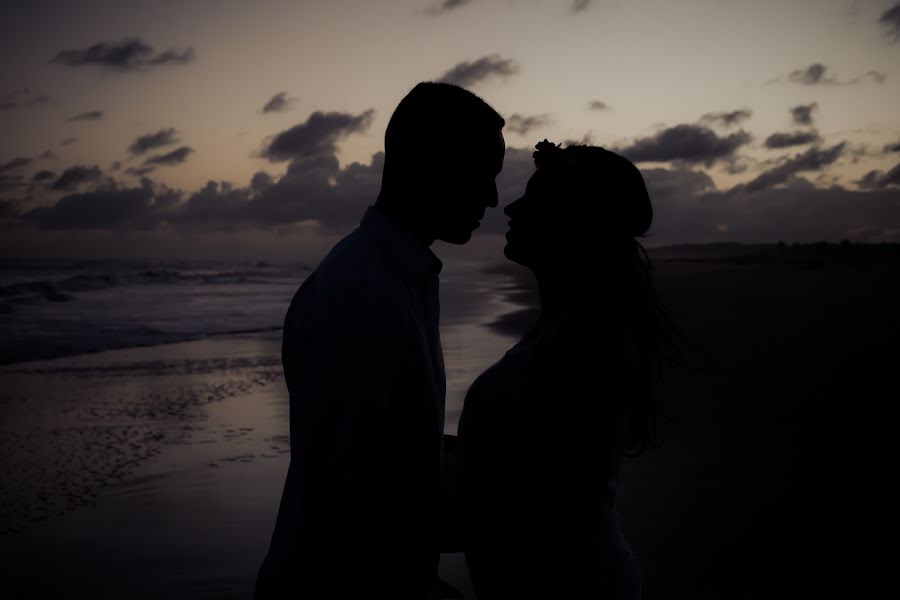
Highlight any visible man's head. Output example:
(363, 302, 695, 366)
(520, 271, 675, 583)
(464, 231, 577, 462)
(376, 82, 505, 245)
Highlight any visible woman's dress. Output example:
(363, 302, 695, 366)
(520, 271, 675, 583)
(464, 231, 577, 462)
(457, 328, 642, 599)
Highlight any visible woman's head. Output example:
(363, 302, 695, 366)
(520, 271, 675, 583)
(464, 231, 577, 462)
(511, 141, 678, 456)
(503, 140, 652, 273)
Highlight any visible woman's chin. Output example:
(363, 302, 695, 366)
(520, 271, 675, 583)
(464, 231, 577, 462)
(502, 243, 527, 266)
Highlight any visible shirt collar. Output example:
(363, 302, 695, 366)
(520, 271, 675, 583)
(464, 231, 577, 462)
(360, 205, 443, 284)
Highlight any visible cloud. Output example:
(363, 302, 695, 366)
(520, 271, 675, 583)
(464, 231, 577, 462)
(259, 109, 375, 162)
(437, 54, 519, 87)
(505, 113, 552, 135)
(788, 63, 833, 85)
(51, 165, 103, 191)
(699, 108, 752, 127)
(573, 0, 591, 11)
(125, 166, 156, 177)
(880, 3, 900, 42)
(60, 137, 78, 147)
(857, 163, 900, 189)
(66, 110, 104, 122)
(786, 63, 886, 86)
(7, 138, 898, 250)
(0, 157, 31, 173)
(866, 70, 888, 84)
(588, 100, 610, 111)
(142, 146, 193, 167)
(261, 92, 295, 114)
(31, 170, 56, 182)
(0, 88, 51, 111)
(422, 0, 471, 15)
(50, 37, 195, 72)
(616, 124, 752, 166)
(0, 174, 27, 191)
(128, 128, 180, 156)
(764, 130, 822, 149)
(39, 150, 58, 160)
(790, 102, 818, 126)
(24, 178, 179, 230)
(744, 142, 846, 192)
(884, 141, 900, 154)
(651, 178, 900, 245)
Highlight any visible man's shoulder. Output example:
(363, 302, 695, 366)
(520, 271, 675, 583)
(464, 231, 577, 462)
(288, 229, 410, 323)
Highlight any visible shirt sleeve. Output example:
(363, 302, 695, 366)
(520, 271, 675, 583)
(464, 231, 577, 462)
(288, 278, 413, 486)
(283, 279, 439, 596)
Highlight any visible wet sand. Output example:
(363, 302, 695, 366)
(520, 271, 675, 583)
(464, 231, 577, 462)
(2, 249, 898, 598)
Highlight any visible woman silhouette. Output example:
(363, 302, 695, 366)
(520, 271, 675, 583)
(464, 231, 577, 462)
(458, 141, 676, 599)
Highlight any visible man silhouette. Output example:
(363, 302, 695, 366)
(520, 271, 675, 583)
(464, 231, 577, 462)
(255, 82, 505, 599)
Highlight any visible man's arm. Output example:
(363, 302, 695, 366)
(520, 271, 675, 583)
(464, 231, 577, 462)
(286, 280, 437, 598)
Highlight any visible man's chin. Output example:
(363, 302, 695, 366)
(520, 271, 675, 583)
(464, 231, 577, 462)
(438, 228, 475, 245)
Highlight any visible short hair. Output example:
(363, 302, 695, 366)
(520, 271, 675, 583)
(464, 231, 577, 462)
(382, 82, 504, 181)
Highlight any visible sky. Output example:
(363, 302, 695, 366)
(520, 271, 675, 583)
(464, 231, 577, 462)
(1, 0, 899, 260)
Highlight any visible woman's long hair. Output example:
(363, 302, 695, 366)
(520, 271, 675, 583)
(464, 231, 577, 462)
(531, 141, 681, 457)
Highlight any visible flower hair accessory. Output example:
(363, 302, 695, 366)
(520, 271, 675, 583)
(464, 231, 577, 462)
(533, 139, 575, 170)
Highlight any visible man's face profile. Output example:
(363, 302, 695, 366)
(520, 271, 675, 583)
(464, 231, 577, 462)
(432, 129, 505, 245)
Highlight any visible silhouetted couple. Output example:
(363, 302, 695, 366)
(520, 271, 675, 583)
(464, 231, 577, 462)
(256, 82, 670, 599)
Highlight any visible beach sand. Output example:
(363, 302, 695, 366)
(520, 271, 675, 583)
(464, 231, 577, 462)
(1, 250, 898, 598)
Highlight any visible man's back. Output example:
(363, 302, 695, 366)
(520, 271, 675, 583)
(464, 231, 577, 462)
(255, 206, 445, 599)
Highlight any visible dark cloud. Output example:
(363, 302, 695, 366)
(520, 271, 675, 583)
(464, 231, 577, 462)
(764, 130, 822, 149)
(652, 178, 900, 245)
(857, 163, 900, 189)
(31, 170, 56, 182)
(505, 113, 552, 135)
(588, 100, 610, 111)
(880, 3, 900, 42)
(8, 139, 898, 248)
(700, 108, 752, 127)
(884, 141, 900, 154)
(0, 88, 51, 111)
(866, 70, 888, 84)
(438, 54, 519, 87)
(573, 0, 591, 11)
(66, 110, 104, 122)
(39, 150, 58, 160)
(60, 137, 78, 147)
(788, 63, 836, 85)
(790, 102, 818, 126)
(125, 166, 156, 177)
(423, 0, 471, 15)
(616, 124, 752, 166)
(50, 38, 195, 72)
(0, 174, 26, 191)
(0, 157, 31, 173)
(24, 178, 179, 230)
(261, 92, 295, 113)
(745, 143, 846, 192)
(51, 165, 103, 191)
(142, 146, 193, 167)
(110, 161, 121, 171)
(260, 109, 375, 162)
(786, 64, 886, 86)
(128, 128, 180, 156)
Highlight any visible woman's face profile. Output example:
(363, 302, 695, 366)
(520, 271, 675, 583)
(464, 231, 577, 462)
(503, 169, 577, 269)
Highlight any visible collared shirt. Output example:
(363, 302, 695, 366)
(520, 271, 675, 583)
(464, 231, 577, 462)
(357, 205, 446, 440)
(284, 203, 447, 468)
(257, 205, 448, 597)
